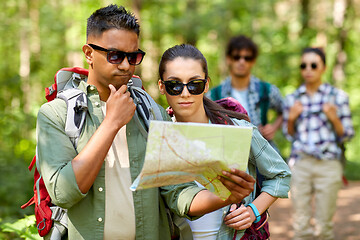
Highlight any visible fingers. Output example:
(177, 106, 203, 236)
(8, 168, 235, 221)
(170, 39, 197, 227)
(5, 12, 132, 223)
(220, 169, 255, 203)
(224, 205, 252, 230)
(108, 84, 116, 93)
(229, 203, 238, 213)
(105, 84, 135, 129)
(222, 168, 256, 185)
(224, 204, 247, 221)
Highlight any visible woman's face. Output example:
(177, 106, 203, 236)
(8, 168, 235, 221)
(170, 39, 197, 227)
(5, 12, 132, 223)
(300, 52, 326, 85)
(158, 57, 209, 123)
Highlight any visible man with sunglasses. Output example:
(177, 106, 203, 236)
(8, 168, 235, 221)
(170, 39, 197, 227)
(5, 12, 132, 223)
(36, 5, 255, 240)
(207, 35, 284, 149)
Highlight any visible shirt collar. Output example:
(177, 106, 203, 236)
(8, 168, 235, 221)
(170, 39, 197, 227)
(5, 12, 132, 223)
(297, 83, 328, 95)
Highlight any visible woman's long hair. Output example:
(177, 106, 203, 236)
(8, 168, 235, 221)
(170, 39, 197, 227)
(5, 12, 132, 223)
(159, 44, 250, 125)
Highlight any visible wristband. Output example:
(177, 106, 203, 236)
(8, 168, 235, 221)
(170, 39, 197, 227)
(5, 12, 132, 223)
(247, 203, 261, 223)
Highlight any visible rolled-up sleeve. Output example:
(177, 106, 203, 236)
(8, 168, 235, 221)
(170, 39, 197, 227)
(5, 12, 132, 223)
(37, 102, 86, 209)
(160, 182, 205, 220)
(250, 127, 291, 198)
(336, 91, 355, 143)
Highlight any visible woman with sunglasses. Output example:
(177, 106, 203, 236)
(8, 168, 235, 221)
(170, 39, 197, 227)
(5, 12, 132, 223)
(283, 48, 354, 240)
(158, 44, 291, 239)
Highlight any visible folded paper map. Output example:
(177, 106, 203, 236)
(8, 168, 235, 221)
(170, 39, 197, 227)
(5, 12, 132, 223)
(130, 120, 253, 200)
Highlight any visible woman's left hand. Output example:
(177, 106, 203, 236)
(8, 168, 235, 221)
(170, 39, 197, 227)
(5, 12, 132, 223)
(223, 204, 253, 230)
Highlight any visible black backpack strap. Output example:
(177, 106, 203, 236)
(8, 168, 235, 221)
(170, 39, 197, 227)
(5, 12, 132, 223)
(259, 81, 271, 126)
(127, 79, 163, 139)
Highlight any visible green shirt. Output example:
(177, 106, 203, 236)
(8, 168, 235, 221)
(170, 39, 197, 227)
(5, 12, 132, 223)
(37, 81, 203, 239)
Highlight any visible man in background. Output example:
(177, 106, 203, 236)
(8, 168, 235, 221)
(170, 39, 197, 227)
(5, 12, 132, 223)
(207, 35, 284, 148)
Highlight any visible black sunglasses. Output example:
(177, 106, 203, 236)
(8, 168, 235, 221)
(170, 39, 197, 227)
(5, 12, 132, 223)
(88, 43, 146, 65)
(162, 79, 207, 96)
(300, 62, 317, 70)
(231, 55, 255, 62)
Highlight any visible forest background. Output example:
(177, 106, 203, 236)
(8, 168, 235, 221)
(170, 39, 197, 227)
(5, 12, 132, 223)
(0, 0, 359, 239)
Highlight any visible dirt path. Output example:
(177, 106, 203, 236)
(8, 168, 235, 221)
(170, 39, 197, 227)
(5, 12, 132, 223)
(268, 181, 360, 240)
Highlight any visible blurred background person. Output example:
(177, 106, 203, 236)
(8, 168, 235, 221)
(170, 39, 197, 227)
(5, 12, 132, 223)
(207, 35, 284, 150)
(282, 47, 354, 240)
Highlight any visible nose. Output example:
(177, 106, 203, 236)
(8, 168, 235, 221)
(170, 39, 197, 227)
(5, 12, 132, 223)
(117, 57, 131, 71)
(238, 57, 246, 63)
(180, 85, 191, 97)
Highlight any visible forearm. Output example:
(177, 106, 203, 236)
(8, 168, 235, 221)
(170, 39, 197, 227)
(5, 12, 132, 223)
(329, 116, 344, 137)
(249, 192, 277, 216)
(287, 118, 296, 137)
(187, 190, 229, 216)
(272, 115, 283, 131)
(72, 117, 121, 193)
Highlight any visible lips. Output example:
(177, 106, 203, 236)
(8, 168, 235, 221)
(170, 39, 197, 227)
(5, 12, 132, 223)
(178, 102, 193, 107)
(114, 73, 131, 78)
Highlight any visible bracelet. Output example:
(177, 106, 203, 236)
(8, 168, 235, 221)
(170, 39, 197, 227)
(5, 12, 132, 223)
(247, 203, 261, 223)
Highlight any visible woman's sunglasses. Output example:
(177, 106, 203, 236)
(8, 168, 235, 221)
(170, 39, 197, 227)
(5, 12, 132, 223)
(88, 44, 146, 65)
(300, 62, 317, 70)
(162, 79, 207, 96)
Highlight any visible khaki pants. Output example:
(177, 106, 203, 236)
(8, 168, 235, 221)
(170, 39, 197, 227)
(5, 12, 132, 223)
(290, 155, 342, 240)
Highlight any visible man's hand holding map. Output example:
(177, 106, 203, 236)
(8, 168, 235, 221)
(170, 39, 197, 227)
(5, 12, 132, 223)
(130, 121, 253, 200)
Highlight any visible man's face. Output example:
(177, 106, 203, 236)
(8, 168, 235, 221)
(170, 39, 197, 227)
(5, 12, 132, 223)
(226, 49, 256, 79)
(84, 28, 139, 94)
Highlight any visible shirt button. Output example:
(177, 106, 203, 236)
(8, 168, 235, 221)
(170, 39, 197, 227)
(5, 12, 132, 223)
(89, 86, 95, 91)
(95, 102, 100, 107)
(98, 217, 103, 222)
(98, 187, 103, 192)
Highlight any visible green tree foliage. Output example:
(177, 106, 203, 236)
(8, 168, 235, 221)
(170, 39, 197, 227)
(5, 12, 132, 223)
(1, 0, 359, 237)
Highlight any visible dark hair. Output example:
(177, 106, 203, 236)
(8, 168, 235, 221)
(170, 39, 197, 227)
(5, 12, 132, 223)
(159, 44, 249, 125)
(226, 35, 258, 59)
(86, 4, 140, 40)
(302, 47, 326, 65)
(159, 44, 209, 81)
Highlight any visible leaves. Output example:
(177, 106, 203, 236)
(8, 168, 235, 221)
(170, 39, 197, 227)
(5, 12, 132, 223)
(0, 215, 40, 240)
(1, 1, 360, 238)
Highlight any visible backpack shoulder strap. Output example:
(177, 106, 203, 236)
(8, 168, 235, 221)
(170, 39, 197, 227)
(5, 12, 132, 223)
(258, 81, 271, 125)
(127, 78, 163, 139)
(57, 88, 88, 149)
(210, 84, 222, 101)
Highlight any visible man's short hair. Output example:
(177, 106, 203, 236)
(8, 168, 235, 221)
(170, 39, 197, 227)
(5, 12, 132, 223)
(86, 4, 140, 40)
(226, 35, 258, 59)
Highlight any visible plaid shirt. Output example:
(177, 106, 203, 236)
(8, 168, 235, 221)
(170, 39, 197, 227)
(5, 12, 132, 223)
(207, 75, 284, 127)
(283, 83, 354, 161)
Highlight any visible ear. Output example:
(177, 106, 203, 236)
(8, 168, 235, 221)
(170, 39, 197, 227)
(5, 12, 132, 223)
(226, 56, 232, 66)
(83, 44, 94, 65)
(204, 78, 210, 94)
(158, 79, 165, 95)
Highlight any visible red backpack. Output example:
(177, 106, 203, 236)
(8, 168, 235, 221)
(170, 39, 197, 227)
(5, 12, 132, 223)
(21, 67, 89, 237)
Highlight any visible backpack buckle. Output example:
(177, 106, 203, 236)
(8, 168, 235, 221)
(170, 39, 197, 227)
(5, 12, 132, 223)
(74, 99, 88, 113)
(48, 85, 55, 96)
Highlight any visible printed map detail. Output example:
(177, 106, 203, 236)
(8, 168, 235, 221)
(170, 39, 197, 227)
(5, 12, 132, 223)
(130, 121, 253, 200)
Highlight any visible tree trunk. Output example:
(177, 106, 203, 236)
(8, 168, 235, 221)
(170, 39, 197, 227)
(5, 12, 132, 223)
(19, 0, 31, 114)
(332, 0, 352, 87)
(184, 0, 197, 46)
(300, 0, 310, 34)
